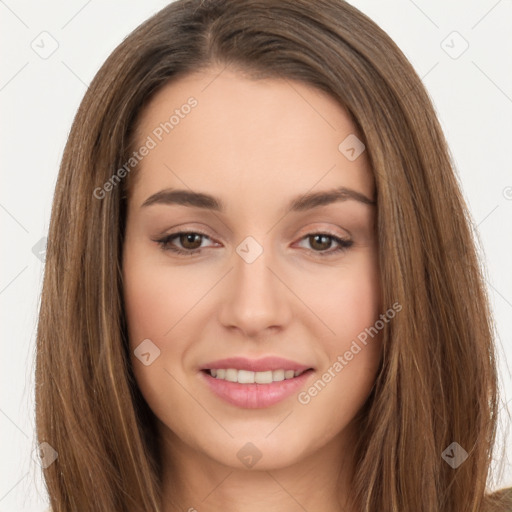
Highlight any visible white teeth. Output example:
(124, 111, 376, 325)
(237, 370, 255, 384)
(225, 368, 238, 382)
(208, 368, 307, 383)
(255, 370, 273, 384)
(272, 369, 285, 382)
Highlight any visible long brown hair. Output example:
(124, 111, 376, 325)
(35, 0, 511, 510)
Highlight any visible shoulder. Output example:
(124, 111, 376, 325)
(481, 487, 512, 512)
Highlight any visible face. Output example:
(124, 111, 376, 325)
(122, 66, 382, 473)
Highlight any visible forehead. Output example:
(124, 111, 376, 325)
(129, 67, 374, 209)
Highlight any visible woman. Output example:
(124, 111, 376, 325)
(35, 0, 512, 510)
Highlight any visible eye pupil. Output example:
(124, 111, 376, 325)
(181, 233, 202, 249)
(310, 234, 331, 251)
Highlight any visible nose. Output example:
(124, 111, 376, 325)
(217, 240, 292, 338)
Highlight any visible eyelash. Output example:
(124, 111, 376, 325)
(155, 230, 353, 257)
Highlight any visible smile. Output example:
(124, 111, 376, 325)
(200, 367, 314, 409)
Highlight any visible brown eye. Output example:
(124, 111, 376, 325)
(177, 233, 203, 250)
(297, 232, 353, 257)
(155, 231, 212, 255)
(308, 234, 333, 251)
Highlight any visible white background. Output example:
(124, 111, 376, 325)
(1, 1, 511, 510)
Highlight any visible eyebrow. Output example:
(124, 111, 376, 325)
(141, 186, 376, 212)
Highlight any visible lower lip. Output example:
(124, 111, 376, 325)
(200, 369, 314, 409)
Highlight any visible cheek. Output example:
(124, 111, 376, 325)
(298, 253, 382, 421)
(122, 249, 201, 347)
(321, 250, 381, 346)
(123, 268, 173, 344)
(122, 248, 197, 423)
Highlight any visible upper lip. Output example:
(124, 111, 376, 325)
(200, 356, 313, 372)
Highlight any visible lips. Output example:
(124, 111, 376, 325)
(199, 356, 315, 408)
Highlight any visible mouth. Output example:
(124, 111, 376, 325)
(199, 365, 315, 409)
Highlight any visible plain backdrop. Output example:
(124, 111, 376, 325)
(1, 0, 511, 510)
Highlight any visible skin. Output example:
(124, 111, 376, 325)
(122, 66, 383, 512)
